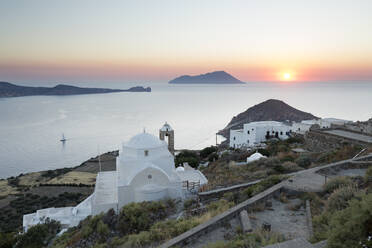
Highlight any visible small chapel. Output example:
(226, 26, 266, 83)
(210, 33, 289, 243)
(23, 123, 208, 232)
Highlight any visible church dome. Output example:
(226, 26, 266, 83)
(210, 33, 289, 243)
(125, 132, 166, 149)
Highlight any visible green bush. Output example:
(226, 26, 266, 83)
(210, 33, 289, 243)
(183, 198, 197, 209)
(311, 212, 331, 242)
(15, 219, 61, 248)
(175, 150, 200, 168)
(208, 153, 219, 162)
(97, 220, 109, 239)
(118, 200, 175, 235)
(53, 199, 176, 247)
(326, 186, 358, 212)
(327, 193, 372, 248)
(323, 176, 354, 193)
(200, 146, 218, 159)
(295, 155, 312, 168)
(273, 164, 285, 173)
(0, 232, 16, 248)
(116, 218, 201, 248)
(258, 149, 270, 157)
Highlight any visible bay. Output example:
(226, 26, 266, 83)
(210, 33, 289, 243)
(0, 81, 371, 178)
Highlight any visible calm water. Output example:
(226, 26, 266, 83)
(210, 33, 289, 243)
(0, 81, 371, 178)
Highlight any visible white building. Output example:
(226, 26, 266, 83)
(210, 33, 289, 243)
(295, 118, 351, 132)
(292, 122, 313, 134)
(23, 124, 207, 232)
(230, 121, 292, 148)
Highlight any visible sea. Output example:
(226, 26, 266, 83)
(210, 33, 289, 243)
(0, 81, 371, 179)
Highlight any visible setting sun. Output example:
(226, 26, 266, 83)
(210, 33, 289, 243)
(283, 73, 291, 80)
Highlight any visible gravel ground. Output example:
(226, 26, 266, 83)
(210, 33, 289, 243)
(250, 198, 308, 239)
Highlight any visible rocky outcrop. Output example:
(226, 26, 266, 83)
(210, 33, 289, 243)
(0, 82, 151, 97)
(219, 99, 318, 137)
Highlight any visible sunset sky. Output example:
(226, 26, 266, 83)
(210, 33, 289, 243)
(1, 0, 372, 83)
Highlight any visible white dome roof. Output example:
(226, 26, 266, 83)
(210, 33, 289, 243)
(247, 152, 266, 163)
(160, 122, 173, 132)
(176, 166, 185, 172)
(125, 132, 166, 149)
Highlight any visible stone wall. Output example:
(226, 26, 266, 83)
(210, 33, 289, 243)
(198, 180, 261, 202)
(305, 200, 313, 239)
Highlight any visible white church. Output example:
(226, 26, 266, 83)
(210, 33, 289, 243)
(23, 123, 208, 232)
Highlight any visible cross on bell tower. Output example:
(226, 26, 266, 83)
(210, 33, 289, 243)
(159, 122, 174, 155)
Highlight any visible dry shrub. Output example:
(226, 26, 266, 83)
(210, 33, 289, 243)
(326, 186, 358, 212)
(323, 176, 354, 193)
(252, 170, 268, 179)
(277, 151, 297, 162)
(282, 161, 303, 172)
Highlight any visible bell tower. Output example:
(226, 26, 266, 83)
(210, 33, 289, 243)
(159, 122, 174, 155)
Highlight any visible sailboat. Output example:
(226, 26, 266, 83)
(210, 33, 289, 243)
(60, 133, 66, 142)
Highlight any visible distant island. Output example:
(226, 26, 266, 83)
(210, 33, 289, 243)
(0, 82, 151, 97)
(168, 71, 244, 84)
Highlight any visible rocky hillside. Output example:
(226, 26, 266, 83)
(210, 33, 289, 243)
(0, 82, 151, 97)
(219, 99, 318, 137)
(169, 70, 244, 84)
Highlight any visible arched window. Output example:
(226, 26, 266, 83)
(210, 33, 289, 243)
(144, 150, 149, 156)
(280, 131, 283, 135)
(247, 130, 250, 134)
